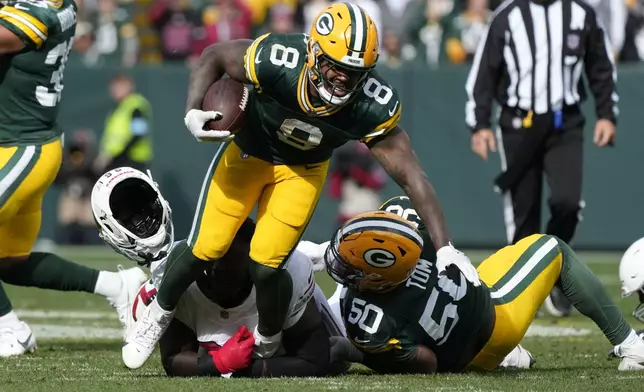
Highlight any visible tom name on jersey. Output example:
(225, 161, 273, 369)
(405, 259, 434, 291)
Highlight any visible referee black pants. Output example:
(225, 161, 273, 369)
(497, 108, 584, 245)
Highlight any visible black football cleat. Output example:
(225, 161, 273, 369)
(544, 286, 573, 317)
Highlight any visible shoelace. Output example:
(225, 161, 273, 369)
(134, 318, 162, 348)
(133, 311, 173, 348)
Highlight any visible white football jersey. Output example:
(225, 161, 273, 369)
(149, 243, 316, 346)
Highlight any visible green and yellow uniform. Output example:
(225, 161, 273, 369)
(190, 32, 401, 267)
(342, 231, 569, 372)
(0, 0, 76, 257)
(342, 227, 495, 372)
(237, 33, 401, 165)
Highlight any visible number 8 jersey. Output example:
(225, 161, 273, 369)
(341, 229, 496, 373)
(0, 0, 76, 146)
(238, 33, 402, 165)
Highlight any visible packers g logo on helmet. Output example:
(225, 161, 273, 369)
(306, 2, 379, 107)
(363, 248, 396, 268)
(315, 12, 334, 36)
(324, 210, 423, 292)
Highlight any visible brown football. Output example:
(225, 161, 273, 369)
(201, 78, 249, 133)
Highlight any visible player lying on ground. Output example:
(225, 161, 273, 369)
(124, 2, 479, 369)
(91, 167, 347, 377)
(0, 0, 146, 356)
(325, 196, 644, 372)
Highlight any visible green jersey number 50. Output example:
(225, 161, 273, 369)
(36, 38, 73, 108)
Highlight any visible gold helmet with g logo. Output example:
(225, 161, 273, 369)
(307, 2, 379, 107)
(324, 210, 423, 292)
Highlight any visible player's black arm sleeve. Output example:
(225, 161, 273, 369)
(369, 127, 451, 249)
(159, 319, 201, 377)
(464, 15, 505, 132)
(584, 10, 618, 124)
(234, 300, 332, 378)
(361, 345, 438, 375)
(185, 39, 253, 112)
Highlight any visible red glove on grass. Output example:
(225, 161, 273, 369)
(208, 325, 255, 374)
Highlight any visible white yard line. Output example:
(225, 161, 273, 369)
(16, 310, 116, 319)
(29, 324, 122, 339)
(525, 324, 591, 337)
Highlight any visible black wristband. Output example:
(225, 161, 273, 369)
(197, 355, 222, 377)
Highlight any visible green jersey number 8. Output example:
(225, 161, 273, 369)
(278, 118, 323, 150)
(36, 38, 73, 108)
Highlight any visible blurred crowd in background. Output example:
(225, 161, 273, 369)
(71, 0, 644, 68)
(57, 0, 642, 245)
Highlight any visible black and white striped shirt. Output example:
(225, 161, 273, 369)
(465, 0, 618, 132)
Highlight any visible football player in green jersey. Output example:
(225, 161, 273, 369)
(0, 0, 146, 356)
(326, 196, 644, 372)
(122, 2, 480, 370)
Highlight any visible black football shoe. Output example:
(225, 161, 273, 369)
(544, 286, 573, 317)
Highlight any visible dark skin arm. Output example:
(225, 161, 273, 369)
(185, 40, 253, 113)
(159, 319, 201, 377)
(369, 126, 451, 248)
(0, 25, 25, 54)
(362, 345, 438, 375)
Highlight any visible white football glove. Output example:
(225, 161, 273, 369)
(184, 109, 234, 142)
(436, 243, 481, 286)
(296, 240, 330, 272)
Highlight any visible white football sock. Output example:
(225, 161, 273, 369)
(618, 329, 641, 347)
(0, 310, 21, 326)
(94, 271, 122, 298)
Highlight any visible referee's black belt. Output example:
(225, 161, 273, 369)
(494, 105, 583, 194)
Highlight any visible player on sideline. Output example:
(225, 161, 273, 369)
(325, 197, 644, 373)
(91, 167, 347, 377)
(0, 0, 146, 356)
(123, 1, 480, 369)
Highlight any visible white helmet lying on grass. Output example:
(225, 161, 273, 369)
(620, 237, 644, 323)
(91, 167, 174, 266)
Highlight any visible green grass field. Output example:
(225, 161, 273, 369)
(1, 246, 643, 391)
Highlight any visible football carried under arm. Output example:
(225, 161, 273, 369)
(184, 39, 253, 141)
(369, 127, 480, 286)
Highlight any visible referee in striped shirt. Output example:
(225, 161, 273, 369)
(465, 0, 617, 317)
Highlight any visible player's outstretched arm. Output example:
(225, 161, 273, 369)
(185, 39, 253, 113)
(369, 126, 451, 249)
(333, 336, 437, 375)
(159, 319, 200, 377)
(362, 345, 438, 375)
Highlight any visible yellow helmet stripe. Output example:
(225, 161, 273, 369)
(342, 217, 423, 248)
(344, 2, 367, 54)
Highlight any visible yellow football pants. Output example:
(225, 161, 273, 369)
(468, 234, 564, 370)
(0, 139, 63, 258)
(188, 142, 329, 268)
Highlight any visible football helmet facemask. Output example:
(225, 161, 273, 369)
(324, 210, 423, 292)
(91, 167, 173, 266)
(307, 2, 379, 107)
(620, 237, 644, 323)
